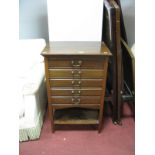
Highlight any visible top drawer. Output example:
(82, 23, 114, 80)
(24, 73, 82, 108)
(48, 58, 104, 69)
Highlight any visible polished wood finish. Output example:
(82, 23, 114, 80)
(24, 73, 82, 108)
(51, 96, 101, 105)
(102, 0, 123, 124)
(114, 0, 128, 43)
(50, 88, 102, 96)
(48, 58, 105, 69)
(52, 104, 100, 109)
(112, 0, 122, 124)
(102, 0, 118, 123)
(48, 69, 105, 79)
(41, 42, 111, 132)
(42, 42, 111, 56)
(102, 0, 134, 124)
(49, 79, 103, 87)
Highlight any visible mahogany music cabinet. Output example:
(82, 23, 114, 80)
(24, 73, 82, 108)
(41, 42, 111, 133)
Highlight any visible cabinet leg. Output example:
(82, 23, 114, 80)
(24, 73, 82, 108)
(98, 124, 102, 133)
(48, 106, 55, 133)
(113, 121, 118, 125)
(51, 123, 55, 133)
(98, 112, 103, 133)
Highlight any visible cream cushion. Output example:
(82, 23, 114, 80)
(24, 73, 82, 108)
(18, 39, 46, 119)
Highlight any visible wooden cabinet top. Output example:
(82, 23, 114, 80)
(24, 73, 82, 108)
(41, 41, 112, 56)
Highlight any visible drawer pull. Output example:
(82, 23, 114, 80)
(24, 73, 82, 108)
(72, 97, 81, 104)
(72, 80, 82, 86)
(71, 90, 81, 95)
(71, 70, 81, 77)
(71, 60, 82, 67)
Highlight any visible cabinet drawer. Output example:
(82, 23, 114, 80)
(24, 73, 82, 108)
(51, 96, 101, 105)
(48, 58, 104, 69)
(49, 79, 103, 87)
(50, 88, 102, 96)
(48, 69, 104, 79)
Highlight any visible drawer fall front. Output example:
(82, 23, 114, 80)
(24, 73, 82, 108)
(49, 79, 103, 87)
(48, 69, 105, 79)
(50, 88, 102, 96)
(51, 96, 101, 105)
(48, 58, 105, 69)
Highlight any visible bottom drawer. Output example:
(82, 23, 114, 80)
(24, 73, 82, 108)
(51, 96, 101, 105)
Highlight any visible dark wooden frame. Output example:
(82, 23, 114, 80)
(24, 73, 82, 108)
(102, 0, 135, 124)
(102, 0, 122, 124)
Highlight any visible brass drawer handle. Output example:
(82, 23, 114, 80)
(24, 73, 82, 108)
(72, 80, 82, 86)
(78, 81, 81, 85)
(72, 97, 81, 104)
(71, 60, 82, 67)
(71, 90, 81, 95)
(71, 70, 81, 76)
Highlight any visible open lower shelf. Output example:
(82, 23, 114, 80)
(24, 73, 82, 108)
(53, 107, 99, 125)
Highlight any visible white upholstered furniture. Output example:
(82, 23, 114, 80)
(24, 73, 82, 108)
(19, 39, 47, 142)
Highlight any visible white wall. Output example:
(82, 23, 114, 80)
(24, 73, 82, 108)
(47, 0, 104, 41)
(19, 0, 134, 46)
(19, 0, 49, 42)
(120, 0, 135, 47)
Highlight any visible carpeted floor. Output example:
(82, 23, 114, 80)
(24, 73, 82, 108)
(19, 104, 135, 155)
